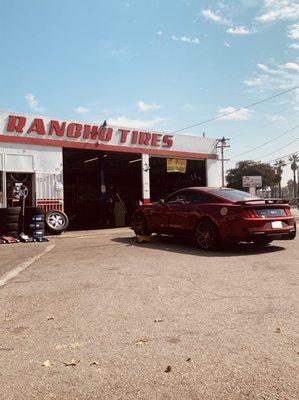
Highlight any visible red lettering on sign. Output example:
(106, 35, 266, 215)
(99, 127, 113, 142)
(27, 118, 46, 135)
(151, 133, 162, 146)
(131, 131, 138, 144)
(139, 132, 152, 145)
(67, 123, 82, 138)
(7, 115, 27, 133)
(118, 129, 130, 143)
(162, 135, 173, 147)
(49, 120, 66, 136)
(83, 125, 100, 140)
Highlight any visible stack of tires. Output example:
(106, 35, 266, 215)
(0, 207, 21, 238)
(24, 207, 45, 240)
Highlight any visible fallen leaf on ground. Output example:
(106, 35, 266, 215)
(69, 342, 82, 349)
(47, 316, 54, 320)
(275, 328, 281, 334)
(63, 358, 80, 366)
(89, 361, 99, 366)
(165, 365, 171, 373)
(135, 338, 149, 345)
(154, 319, 163, 323)
(42, 360, 55, 368)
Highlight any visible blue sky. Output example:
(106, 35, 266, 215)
(0, 0, 299, 183)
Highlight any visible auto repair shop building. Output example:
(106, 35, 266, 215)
(0, 111, 220, 229)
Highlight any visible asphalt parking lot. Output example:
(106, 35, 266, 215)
(0, 228, 298, 400)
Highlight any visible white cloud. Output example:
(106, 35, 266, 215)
(217, 106, 253, 121)
(224, 41, 232, 47)
(257, 63, 281, 74)
(244, 58, 299, 110)
(157, 30, 163, 36)
(107, 116, 168, 129)
(257, 1, 299, 23)
(202, 9, 255, 37)
(138, 101, 163, 112)
(172, 35, 200, 44)
(244, 77, 264, 86)
(288, 43, 299, 49)
(25, 93, 44, 112)
(226, 26, 252, 35)
(282, 62, 299, 71)
(201, 9, 228, 25)
(267, 114, 287, 122)
(74, 106, 89, 114)
(288, 24, 299, 40)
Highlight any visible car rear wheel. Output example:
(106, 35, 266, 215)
(195, 219, 219, 250)
(253, 238, 273, 246)
(132, 213, 150, 236)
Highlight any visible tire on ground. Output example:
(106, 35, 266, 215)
(0, 207, 21, 216)
(45, 210, 69, 234)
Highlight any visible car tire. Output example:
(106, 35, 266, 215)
(253, 238, 273, 246)
(195, 218, 220, 251)
(2, 215, 21, 223)
(45, 210, 69, 234)
(0, 207, 21, 216)
(132, 213, 150, 236)
(287, 222, 296, 240)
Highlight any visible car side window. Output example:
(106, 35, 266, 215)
(166, 191, 214, 204)
(166, 192, 189, 204)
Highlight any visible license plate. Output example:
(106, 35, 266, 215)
(272, 221, 283, 229)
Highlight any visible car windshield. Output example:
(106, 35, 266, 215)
(208, 188, 260, 202)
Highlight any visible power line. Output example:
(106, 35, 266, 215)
(170, 85, 299, 134)
(230, 107, 298, 142)
(256, 138, 299, 161)
(264, 150, 299, 164)
(230, 123, 299, 159)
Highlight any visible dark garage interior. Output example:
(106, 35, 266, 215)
(149, 157, 206, 202)
(63, 149, 142, 230)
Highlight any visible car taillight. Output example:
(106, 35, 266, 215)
(240, 209, 258, 218)
(285, 208, 293, 217)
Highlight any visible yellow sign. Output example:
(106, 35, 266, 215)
(167, 159, 187, 173)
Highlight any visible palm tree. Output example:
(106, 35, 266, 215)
(288, 154, 299, 198)
(274, 159, 286, 197)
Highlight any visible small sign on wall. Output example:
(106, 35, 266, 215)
(167, 159, 187, 173)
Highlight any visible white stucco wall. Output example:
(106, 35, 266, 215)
(206, 159, 222, 187)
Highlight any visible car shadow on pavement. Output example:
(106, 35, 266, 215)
(112, 235, 286, 257)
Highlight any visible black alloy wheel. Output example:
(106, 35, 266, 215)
(195, 219, 219, 250)
(132, 213, 150, 236)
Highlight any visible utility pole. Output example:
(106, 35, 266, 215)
(216, 137, 230, 187)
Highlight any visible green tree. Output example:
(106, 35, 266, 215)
(274, 159, 286, 197)
(226, 160, 277, 191)
(288, 154, 299, 198)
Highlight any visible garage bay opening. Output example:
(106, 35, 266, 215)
(63, 149, 142, 230)
(149, 157, 206, 202)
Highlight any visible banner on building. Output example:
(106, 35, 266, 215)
(167, 159, 187, 173)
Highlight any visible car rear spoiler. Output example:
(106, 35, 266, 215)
(235, 198, 290, 205)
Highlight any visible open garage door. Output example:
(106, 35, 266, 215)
(150, 157, 206, 202)
(63, 149, 142, 230)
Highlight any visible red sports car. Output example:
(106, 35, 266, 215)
(132, 187, 296, 250)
